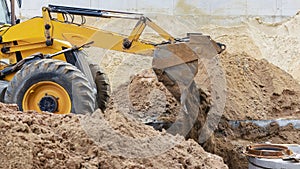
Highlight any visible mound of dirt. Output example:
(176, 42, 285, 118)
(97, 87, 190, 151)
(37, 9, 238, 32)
(0, 102, 228, 169)
(127, 69, 180, 124)
(201, 51, 300, 169)
(200, 13, 300, 82)
(221, 52, 300, 120)
(246, 14, 300, 81)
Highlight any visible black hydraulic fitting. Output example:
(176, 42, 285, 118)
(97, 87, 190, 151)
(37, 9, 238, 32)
(1, 47, 9, 53)
(45, 24, 51, 30)
(123, 38, 132, 49)
(46, 39, 53, 46)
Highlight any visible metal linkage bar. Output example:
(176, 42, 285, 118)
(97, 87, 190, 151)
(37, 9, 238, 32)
(48, 4, 142, 19)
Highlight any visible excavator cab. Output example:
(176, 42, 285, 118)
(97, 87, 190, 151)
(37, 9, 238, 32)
(0, 0, 21, 25)
(0, 0, 10, 24)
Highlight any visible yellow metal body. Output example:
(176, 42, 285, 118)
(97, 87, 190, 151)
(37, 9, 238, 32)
(0, 7, 177, 81)
(0, 19, 72, 81)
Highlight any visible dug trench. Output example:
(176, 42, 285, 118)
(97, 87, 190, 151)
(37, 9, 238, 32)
(121, 50, 300, 169)
(200, 51, 300, 169)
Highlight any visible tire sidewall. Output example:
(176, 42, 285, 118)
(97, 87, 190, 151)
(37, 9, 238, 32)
(5, 59, 96, 114)
(89, 63, 110, 111)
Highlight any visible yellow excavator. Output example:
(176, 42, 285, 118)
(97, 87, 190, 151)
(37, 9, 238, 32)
(0, 0, 225, 114)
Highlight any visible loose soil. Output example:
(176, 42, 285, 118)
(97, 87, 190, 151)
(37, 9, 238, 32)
(197, 14, 300, 169)
(123, 51, 300, 169)
(202, 52, 300, 169)
(0, 102, 228, 169)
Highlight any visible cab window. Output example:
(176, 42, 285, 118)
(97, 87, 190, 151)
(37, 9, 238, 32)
(0, 0, 10, 24)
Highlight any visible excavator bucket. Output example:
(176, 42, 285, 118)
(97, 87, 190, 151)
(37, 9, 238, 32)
(151, 33, 225, 135)
(153, 42, 198, 101)
(152, 33, 225, 102)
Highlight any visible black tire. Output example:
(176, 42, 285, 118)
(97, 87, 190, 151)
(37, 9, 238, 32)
(4, 59, 96, 114)
(89, 63, 110, 111)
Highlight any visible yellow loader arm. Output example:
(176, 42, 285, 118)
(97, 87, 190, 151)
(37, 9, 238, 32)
(1, 5, 178, 57)
(1, 4, 224, 57)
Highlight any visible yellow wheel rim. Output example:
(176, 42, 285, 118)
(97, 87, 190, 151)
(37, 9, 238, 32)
(22, 81, 72, 114)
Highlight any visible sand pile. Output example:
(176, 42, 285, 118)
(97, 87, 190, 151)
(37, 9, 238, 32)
(200, 13, 300, 82)
(0, 102, 228, 169)
(198, 51, 300, 169)
(246, 14, 300, 81)
(127, 69, 180, 123)
(221, 51, 300, 120)
(85, 12, 300, 88)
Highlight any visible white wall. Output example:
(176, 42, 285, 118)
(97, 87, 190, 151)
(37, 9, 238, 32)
(20, 0, 300, 25)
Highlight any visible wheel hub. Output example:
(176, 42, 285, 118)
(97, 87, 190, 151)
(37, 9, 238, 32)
(23, 81, 71, 114)
(38, 94, 58, 113)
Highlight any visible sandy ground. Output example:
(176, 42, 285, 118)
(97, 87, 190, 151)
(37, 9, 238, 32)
(201, 52, 300, 169)
(200, 14, 300, 82)
(120, 50, 300, 169)
(0, 102, 228, 169)
(220, 52, 300, 120)
(4, 11, 300, 169)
